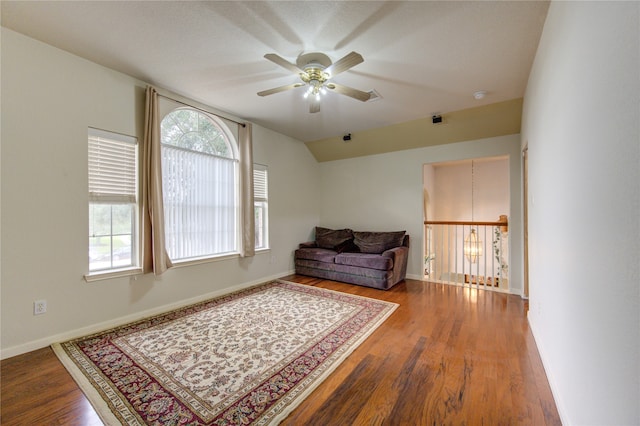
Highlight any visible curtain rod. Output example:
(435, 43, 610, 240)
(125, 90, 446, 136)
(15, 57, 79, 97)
(158, 93, 246, 127)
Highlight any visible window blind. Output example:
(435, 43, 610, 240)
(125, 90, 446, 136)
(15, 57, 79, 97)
(88, 128, 137, 203)
(162, 145, 238, 259)
(254, 164, 268, 202)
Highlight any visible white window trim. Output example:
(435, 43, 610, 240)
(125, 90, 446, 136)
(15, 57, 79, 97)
(85, 127, 140, 280)
(85, 267, 143, 282)
(169, 252, 240, 268)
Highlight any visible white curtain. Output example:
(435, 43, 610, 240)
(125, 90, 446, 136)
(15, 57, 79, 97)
(142, 86, 173, 274)
(239, 123, 255, 257)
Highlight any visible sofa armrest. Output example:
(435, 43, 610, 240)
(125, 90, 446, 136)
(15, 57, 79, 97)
(382, 245, 409, 284)
(299, 241, 318, 249)
(382, 245, 408, 261)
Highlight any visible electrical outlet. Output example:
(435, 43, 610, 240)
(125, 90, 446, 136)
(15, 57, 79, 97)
(34, 299, 47, 315)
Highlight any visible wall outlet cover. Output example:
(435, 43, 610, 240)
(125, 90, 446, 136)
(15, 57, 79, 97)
(34, 299, 47, 315)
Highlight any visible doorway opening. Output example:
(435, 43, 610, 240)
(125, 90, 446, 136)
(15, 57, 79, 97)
(423, 156, 510, 292)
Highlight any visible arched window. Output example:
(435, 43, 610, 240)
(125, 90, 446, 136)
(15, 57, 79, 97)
(160, 108, 239, 260)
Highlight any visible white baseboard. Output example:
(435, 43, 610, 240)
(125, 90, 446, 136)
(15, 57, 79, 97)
(1, 271, 294, 360)
(527, 313, 569, 425)
(405, 273, 424, 280)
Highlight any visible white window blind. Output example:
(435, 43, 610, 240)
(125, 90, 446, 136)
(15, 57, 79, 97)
(160, 108, 239, 261)
(254, 164, 269, 250)
(254, 164, 268, 202)
(88, 128, 137, 203)
(162, 146, 238, 259)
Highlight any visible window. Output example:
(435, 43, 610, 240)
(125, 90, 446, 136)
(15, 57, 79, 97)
(254, 164, 269, 250)
(88, 128, 138, 273)
(161, 108, 239, 261)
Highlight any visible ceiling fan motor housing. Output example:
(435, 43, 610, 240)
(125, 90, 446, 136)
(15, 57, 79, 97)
(296, 52, 332, 69)
(300, 66, 330, 85)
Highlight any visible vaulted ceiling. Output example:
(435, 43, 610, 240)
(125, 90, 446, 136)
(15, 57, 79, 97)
(1, 1, 549, 142)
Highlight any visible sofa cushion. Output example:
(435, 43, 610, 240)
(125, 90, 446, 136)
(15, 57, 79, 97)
(353, 231, 406, 254)
(335, 253, 393, 271)
(295, 247, 337, 263)
(315, 227, 354, 250)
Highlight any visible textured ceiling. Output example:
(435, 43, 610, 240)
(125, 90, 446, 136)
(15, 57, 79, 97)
(1, 1, 549, 142)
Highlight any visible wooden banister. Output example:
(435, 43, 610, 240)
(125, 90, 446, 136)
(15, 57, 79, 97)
(424, 216, 508, 231)
(424, 220, 506, 226)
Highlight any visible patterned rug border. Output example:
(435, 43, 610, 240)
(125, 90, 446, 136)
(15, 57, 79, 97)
(52, 279, 398, 425)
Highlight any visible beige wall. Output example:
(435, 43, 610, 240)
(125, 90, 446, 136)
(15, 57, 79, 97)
(0, 28, 320, 358)
(432, 158, 509, 222)
(306, 98, 523, 162)
(522, 2, 639, 424)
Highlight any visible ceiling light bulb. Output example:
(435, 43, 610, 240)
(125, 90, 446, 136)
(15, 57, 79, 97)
(320, 87, 327, 95)
(303, 92, 309, 99)
(315, 93, 321, 101)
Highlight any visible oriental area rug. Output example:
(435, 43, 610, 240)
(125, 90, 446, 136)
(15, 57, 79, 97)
(52, 280, 397, 425)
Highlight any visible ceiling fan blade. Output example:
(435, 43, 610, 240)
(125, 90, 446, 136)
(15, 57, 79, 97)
(326, 83, 371, 102)
(264, 53, 305, 75)
(257, 83, 304, 97)
(325, 51, 364, 77)
(309, 98, 321, 113)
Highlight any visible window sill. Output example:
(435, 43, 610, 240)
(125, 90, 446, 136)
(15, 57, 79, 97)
(85, 249, 272, 280)
(171, 252, 240, 268)
(171, 248, 271, 268)
(84, 267, 143, 283)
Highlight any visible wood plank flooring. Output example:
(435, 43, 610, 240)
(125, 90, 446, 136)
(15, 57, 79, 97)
(1, 276, 561, 425)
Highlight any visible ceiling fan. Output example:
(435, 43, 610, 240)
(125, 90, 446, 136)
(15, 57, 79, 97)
(257, 51, 371, 113)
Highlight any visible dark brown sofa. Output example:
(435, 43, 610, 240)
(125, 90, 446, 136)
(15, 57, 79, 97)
(294, 227, 410, 290)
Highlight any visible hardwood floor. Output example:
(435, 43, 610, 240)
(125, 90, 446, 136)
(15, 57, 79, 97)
(1, 276, 561, 425)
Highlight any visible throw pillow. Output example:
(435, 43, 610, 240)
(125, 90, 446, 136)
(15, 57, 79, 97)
(334, 239, 360, 253)
(353, 231, 406, 254)
(315, 227, 354, 250)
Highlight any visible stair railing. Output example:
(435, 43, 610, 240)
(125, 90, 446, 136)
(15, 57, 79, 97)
(424, 217, 509, 291)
